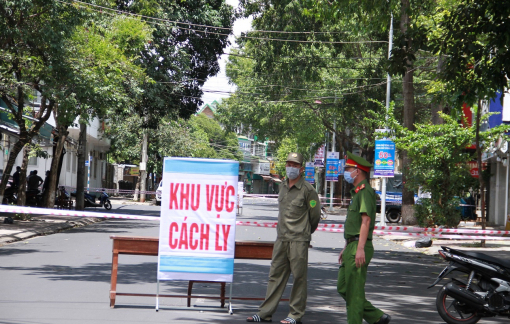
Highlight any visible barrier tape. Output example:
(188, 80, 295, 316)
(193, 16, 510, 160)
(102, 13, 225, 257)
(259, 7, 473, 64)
(0, 205, 160, 221)
(63, 186, 157, 195)
(0, 205, 506, 240)
(237, 221, 510, 236)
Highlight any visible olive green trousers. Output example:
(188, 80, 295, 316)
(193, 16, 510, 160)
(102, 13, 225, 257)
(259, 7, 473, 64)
(337, 241, 384, 324)
(257, 240, 309, 322)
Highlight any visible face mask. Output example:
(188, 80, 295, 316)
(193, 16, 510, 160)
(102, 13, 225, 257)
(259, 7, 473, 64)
(343, 169, 357, 184)
(286, 167, 301, 180)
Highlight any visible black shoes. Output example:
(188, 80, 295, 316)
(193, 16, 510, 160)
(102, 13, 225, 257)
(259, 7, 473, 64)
(375, 314, 391, 324)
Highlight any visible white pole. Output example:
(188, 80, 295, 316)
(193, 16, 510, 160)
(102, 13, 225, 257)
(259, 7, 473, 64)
(495, 161, 500, 221)
(380, 13, 394, 226)
(329, 122, 336, 211)
(323, 135, 328, 200)
(87, 154, 91, 194)
(505, 152, 509, 226)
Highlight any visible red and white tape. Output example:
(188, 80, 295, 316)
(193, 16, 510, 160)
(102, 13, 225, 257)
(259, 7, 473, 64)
(0, 205, 160, 221)
(2, 205, 509, 240)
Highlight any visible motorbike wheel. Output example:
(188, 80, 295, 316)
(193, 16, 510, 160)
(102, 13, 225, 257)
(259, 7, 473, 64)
(436, 282, 482, 324)
(386, 210, 401, 223)
(104, 200, 112, 210)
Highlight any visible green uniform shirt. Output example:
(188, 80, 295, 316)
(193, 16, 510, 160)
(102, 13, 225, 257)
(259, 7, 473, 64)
(344, 179, 376, 240)
(277, 176, 322, 242)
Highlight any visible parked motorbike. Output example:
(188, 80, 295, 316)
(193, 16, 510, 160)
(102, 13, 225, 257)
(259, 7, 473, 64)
(320, 206, 327, 220)
(429, 246, 510, 324)
(84, 190, 112, 210)
(2, 182, 18, 204)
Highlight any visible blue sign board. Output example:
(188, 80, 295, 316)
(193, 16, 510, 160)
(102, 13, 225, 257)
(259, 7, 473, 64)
(338, 159, 345, 174)
(305, 162, 315, 184)
(374, 139, 396, 177)
(325, 152, 339, 181)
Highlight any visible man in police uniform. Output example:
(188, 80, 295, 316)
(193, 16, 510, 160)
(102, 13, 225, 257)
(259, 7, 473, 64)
(247, 152, 321, 324)
(337, 152, 390, 324)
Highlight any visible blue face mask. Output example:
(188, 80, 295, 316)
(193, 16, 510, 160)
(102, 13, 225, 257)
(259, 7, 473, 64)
(343, 169, 357, 184)
(286, 167, 301, 180)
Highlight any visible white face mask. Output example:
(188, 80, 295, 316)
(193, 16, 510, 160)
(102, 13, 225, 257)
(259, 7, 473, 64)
(286, 166, 301, 180)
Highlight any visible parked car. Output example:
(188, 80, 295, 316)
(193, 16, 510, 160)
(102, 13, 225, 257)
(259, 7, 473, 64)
(155, 180, 162, 205)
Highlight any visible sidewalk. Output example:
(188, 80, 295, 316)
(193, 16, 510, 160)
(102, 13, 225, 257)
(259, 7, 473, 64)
(0, 198, 155, 246)
(382, 221, 510, 255)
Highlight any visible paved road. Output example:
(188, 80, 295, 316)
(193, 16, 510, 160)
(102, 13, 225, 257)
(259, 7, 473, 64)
(0, 198, 507, 324)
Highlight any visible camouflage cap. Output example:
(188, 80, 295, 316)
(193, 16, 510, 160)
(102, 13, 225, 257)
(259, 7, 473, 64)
(286, 152, 304, 165)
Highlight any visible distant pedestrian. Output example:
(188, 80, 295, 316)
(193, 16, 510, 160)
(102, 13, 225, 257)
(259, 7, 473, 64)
(337, 152, 390, 324)
(27, 170, 43, 191)
(42, 170, 50, 193)
(12, 166, 21, 188)
(247, 152, 321, 324)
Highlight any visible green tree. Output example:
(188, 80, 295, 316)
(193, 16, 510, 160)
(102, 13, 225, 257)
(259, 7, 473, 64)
(106, 114, 242, 177)
(42, 15, 151, 207)
(111, 0, 235, 125)
(376, 103, 509, 227)
(430, 0, 510, 235)
(0, 0, 85, 199)
(306, 0, 440, 224)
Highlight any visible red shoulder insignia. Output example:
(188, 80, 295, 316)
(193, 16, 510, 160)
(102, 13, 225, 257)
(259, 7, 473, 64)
(355, 184, 366, 193)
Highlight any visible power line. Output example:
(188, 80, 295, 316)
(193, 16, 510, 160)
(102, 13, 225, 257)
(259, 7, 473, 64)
(58, 0, 389, 45)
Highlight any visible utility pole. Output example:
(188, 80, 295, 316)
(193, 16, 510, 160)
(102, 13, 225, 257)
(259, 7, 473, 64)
(329, 121, 336, 212)
(380, 13, 394, 226)
(140, 125, 148, 202)
(76, 121, 87, 210)
(323, 132, 328, 198)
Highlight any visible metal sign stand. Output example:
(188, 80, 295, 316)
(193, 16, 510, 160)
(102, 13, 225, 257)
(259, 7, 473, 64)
(154, 279, 234, 313)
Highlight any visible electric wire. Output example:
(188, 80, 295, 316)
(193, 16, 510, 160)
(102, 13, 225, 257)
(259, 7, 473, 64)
(57, 0, 389, 45)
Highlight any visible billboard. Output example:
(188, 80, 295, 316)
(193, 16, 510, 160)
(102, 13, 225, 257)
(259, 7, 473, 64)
(374, 139, 396, 177)
(325, 152, 339, 181)
(158, 157, 238, 282)
(305, 162, 315, 184)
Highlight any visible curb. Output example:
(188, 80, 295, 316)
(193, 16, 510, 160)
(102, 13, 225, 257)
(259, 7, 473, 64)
(0, 216, 105, 246)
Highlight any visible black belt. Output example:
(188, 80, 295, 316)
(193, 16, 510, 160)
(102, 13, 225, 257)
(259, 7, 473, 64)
(346, 236, 372, 244)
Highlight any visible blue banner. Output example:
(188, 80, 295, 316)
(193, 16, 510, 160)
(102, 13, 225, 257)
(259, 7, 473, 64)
(325, 152, 339, 182)
(374, 139, 396, 177)
(338, 159, 345, 174)
(305, 162, 315, 184)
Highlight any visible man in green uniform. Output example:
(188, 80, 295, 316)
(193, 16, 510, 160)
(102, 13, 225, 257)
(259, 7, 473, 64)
(337, 152, 391, 324)
(247, 152, 322, 324)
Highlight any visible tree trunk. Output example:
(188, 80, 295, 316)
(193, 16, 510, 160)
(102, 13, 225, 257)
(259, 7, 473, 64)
(0, 139, 27, 199)
(76, 122, 87, 210)
(17, 145, 30, 206)
(400, 0, 417, 225)
(476, 99, 486, 247)
(43, 126, 68, 208)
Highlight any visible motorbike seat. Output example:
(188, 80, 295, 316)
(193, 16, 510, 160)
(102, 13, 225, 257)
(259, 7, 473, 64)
(448, 247, 510, 270)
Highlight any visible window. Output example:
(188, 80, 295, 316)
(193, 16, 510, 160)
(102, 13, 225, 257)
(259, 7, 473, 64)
(28, 155, 37, 166)
(72, 153, 77, 173)
(66, 151, 71, 171)
(93, 157, 97, 179)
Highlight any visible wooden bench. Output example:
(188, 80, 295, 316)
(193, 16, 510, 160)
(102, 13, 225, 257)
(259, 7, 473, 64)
(109, 235, 275, 308)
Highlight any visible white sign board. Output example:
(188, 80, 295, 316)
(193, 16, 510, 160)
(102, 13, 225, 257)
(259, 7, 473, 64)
(259, 162, 270, 175)
(158, 157, 239, 282)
